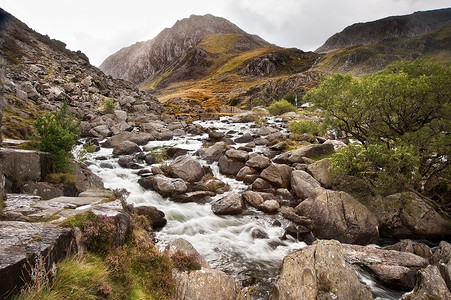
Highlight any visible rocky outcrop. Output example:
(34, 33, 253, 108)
(273, 143, 335, 165)
(401, 265, 451, 300)
(296, 190, 379, 245)
(271, 240, 372, 300)
(367, 192, 451, 240)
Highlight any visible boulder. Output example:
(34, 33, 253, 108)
(218, 155, 245, 176)
(260, 200, 280, 213)
(73, 161, 104, 193)
(211, 192, 243, 215)
(225, 149, 249, 162)
(242, 191, 264, 209)
(0, 221, 76, 297)
(118, 155, 142, 169)
(252, 178, 272, 191)
(134, 205, 167, 229)
(197, 142, 228, 164)
(208, 130, 225, 141)
(367, 192, 451, 240)
(167, 156, 205, 183)
(401, 265, 451, 300)
(164, 238, 209, 269)
(273, 143, 335, 164)
(112, 140, 141, 156)
(296, 190, 379, 245)
(234, 133, 254, 143)
(384, 240, 432, 259)
(306, 158, 337, 188)
(342, 244, 429, 290)
(138, 175, 188, 197)
(245, 154, 271, 170)
(172, 191, 215, 203)
(271, 240, 372, 300)
(236, 166, 258, 181)
(290, 170, 324, 200)
(430, 241, 451, 266)
(260, 164, 292, 189)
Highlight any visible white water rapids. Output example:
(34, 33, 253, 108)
(75, 116, 404, 299)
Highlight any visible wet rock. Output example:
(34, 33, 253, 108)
(211, 192, 244, 215)
(242, 191, 264, 208)
(138, 175, 187, 197)
(134, 205, 167, 229)
(273, 143, 335, 164)
(296, 190, 379, 245)
(172, 191, 215, 203)
(260, 164, 292, 189)
(0, 221, 76, 297)
(118, 155, 142, 169)
(196, 177, 228, 194)
(290, 170, 324, 200)
(401, 265, 451, 300)
(342, 244, 428, 291)
(218, 155, 245, 176)
(208, 130, 226, 141)
(197, 142, 228, 164)
(167, 156, 205, 183)
(112, 140, 142, 156)
(271, 240, 372, 300)
(367, 192, 451, 240)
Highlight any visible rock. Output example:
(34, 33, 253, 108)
(430, 241, 451, 266)
(242, 191, 264, 208)
(138, 175, 188, 197)
(367, 192, 451, 240)
(273, 143, 335, 164)
(91, 124, 111, 138)
(73, 161, 104, 193)
(280, 206, 313, 227)
(173, 267, 241, 300)
(211, 192, 243, 215)
(271, 240, 372, 300)
(172, 191, 215, 203)
(296, 190, 379, 245)
(401, 265, 451, 300)
(0, 221, 76, 297)
(167, 156, 205, 183)
(208, 130, 225, 141)
(260, 164, 292, 189)
(112, 140, 141, 156)
(260, 200, 280, 213)
(0, 149, 53, 192)
(118, 155, 142, 169)
(164, 238, 209, 269)
(252, 178, 272, 191)
(21, 182, 64, 200)
(197, 142, 228, 164)
(134, 205, 167, 229)
(225, 149, 249, 162)
(342, 244, 429, 291)
(290, 170, 324, 200)
(306, 158, 337, 188)
(234, 133, 254, 143)
(218, 155, 245, 176)
(236, 166, 258, 181)
(245, 154, 271, 170)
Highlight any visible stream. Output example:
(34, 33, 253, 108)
(75, 116, 405, 300)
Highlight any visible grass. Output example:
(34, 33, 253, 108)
(45, 173, 76, 186)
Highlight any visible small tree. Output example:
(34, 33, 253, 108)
(266, 99, 297, 115)
(34, 103, 81, 173)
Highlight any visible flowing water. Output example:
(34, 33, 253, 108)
(75, 116, 403, 299)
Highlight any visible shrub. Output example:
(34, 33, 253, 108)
(288, 120, 323, 140)
(171, 250, 202, 272)
(45, 173, 76, 185)
(34, 103, 80, 173)
(81, 213, 117, 256)
(266, 99, 297, 115)
(147, 147, 167, 163)
(102, 98, 115, 114)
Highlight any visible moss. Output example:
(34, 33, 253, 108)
(45, 173, 76, 186)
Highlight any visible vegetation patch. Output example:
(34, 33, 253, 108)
(266, 99, 297, 116)
(170, 250, 202, 272)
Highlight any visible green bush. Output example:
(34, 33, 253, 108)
(34, 103, 80, 173)
(102, 98, 115, 114)
(288, 120, 323, 140)
(266, 99, 297, 115)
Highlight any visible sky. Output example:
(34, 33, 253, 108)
(2, 0, 451, 66)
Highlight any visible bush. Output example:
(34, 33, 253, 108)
(102, 98, 115, 114)
(171, 250, 202, 272)
(266, 99, 297, 115)
(288, 120, 323, 140)
(34, 103, 80, 173)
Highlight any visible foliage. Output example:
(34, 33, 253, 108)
(83, 142, 97, 153)
(288, 120, 323, 140)
(249, 98, 265, 108)
(147, 147, 168, 163)
(34, 103, 80, 173)
(266, 99, 297, 116)
(102, 98, 115, 114)
(305, 58, 451, 197)
(170, 250, 202, 272)
(81, 213, 117, 256)
(45, 173, 76, 185)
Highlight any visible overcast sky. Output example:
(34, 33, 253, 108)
(2, 0, 451, 66)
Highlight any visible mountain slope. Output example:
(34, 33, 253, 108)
(316, 8, 451, 53)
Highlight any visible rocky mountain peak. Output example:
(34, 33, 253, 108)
(99, 14, 255, 86)
(316, 7, 451, 53)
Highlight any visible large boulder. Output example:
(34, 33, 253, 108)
(367, 192, 451, 240)
(273, 143, 335, 165)
(197, 142, 228, 164)
(218, 155, 245, 176)
(245, 154, 271, 170)
(290, 170, 324, 200)
(260, 164, 292, 189)
(112, 140, 141, 156)
(134, 205, 167, 229)
(342, 244, 429, 290)
(138, 175, 188, 197)
(401, 265, 451, 300)
(296, 190, 379, 245)
(167, 156, 205, 183)
(103, 132, 154, 148)
(306, 158, 337, 188)
(271, 240, 372, 300)
(211, 192, 243, 215)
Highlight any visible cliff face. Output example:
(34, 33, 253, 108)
(316, 8, 451, 53)
(99, 14, 256, 85)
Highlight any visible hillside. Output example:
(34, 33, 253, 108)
(100, 14, 321, 110)
(313, 8, 451, 75)
(0, 8, 163, 140)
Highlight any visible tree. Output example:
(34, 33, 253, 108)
(34, 103, 81, 173)
(304, 58, 451, 200)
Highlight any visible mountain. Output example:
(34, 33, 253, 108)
(100, 14, 321, 109)
(0, 8, 163, 140)
(313, 8, 451, 75)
